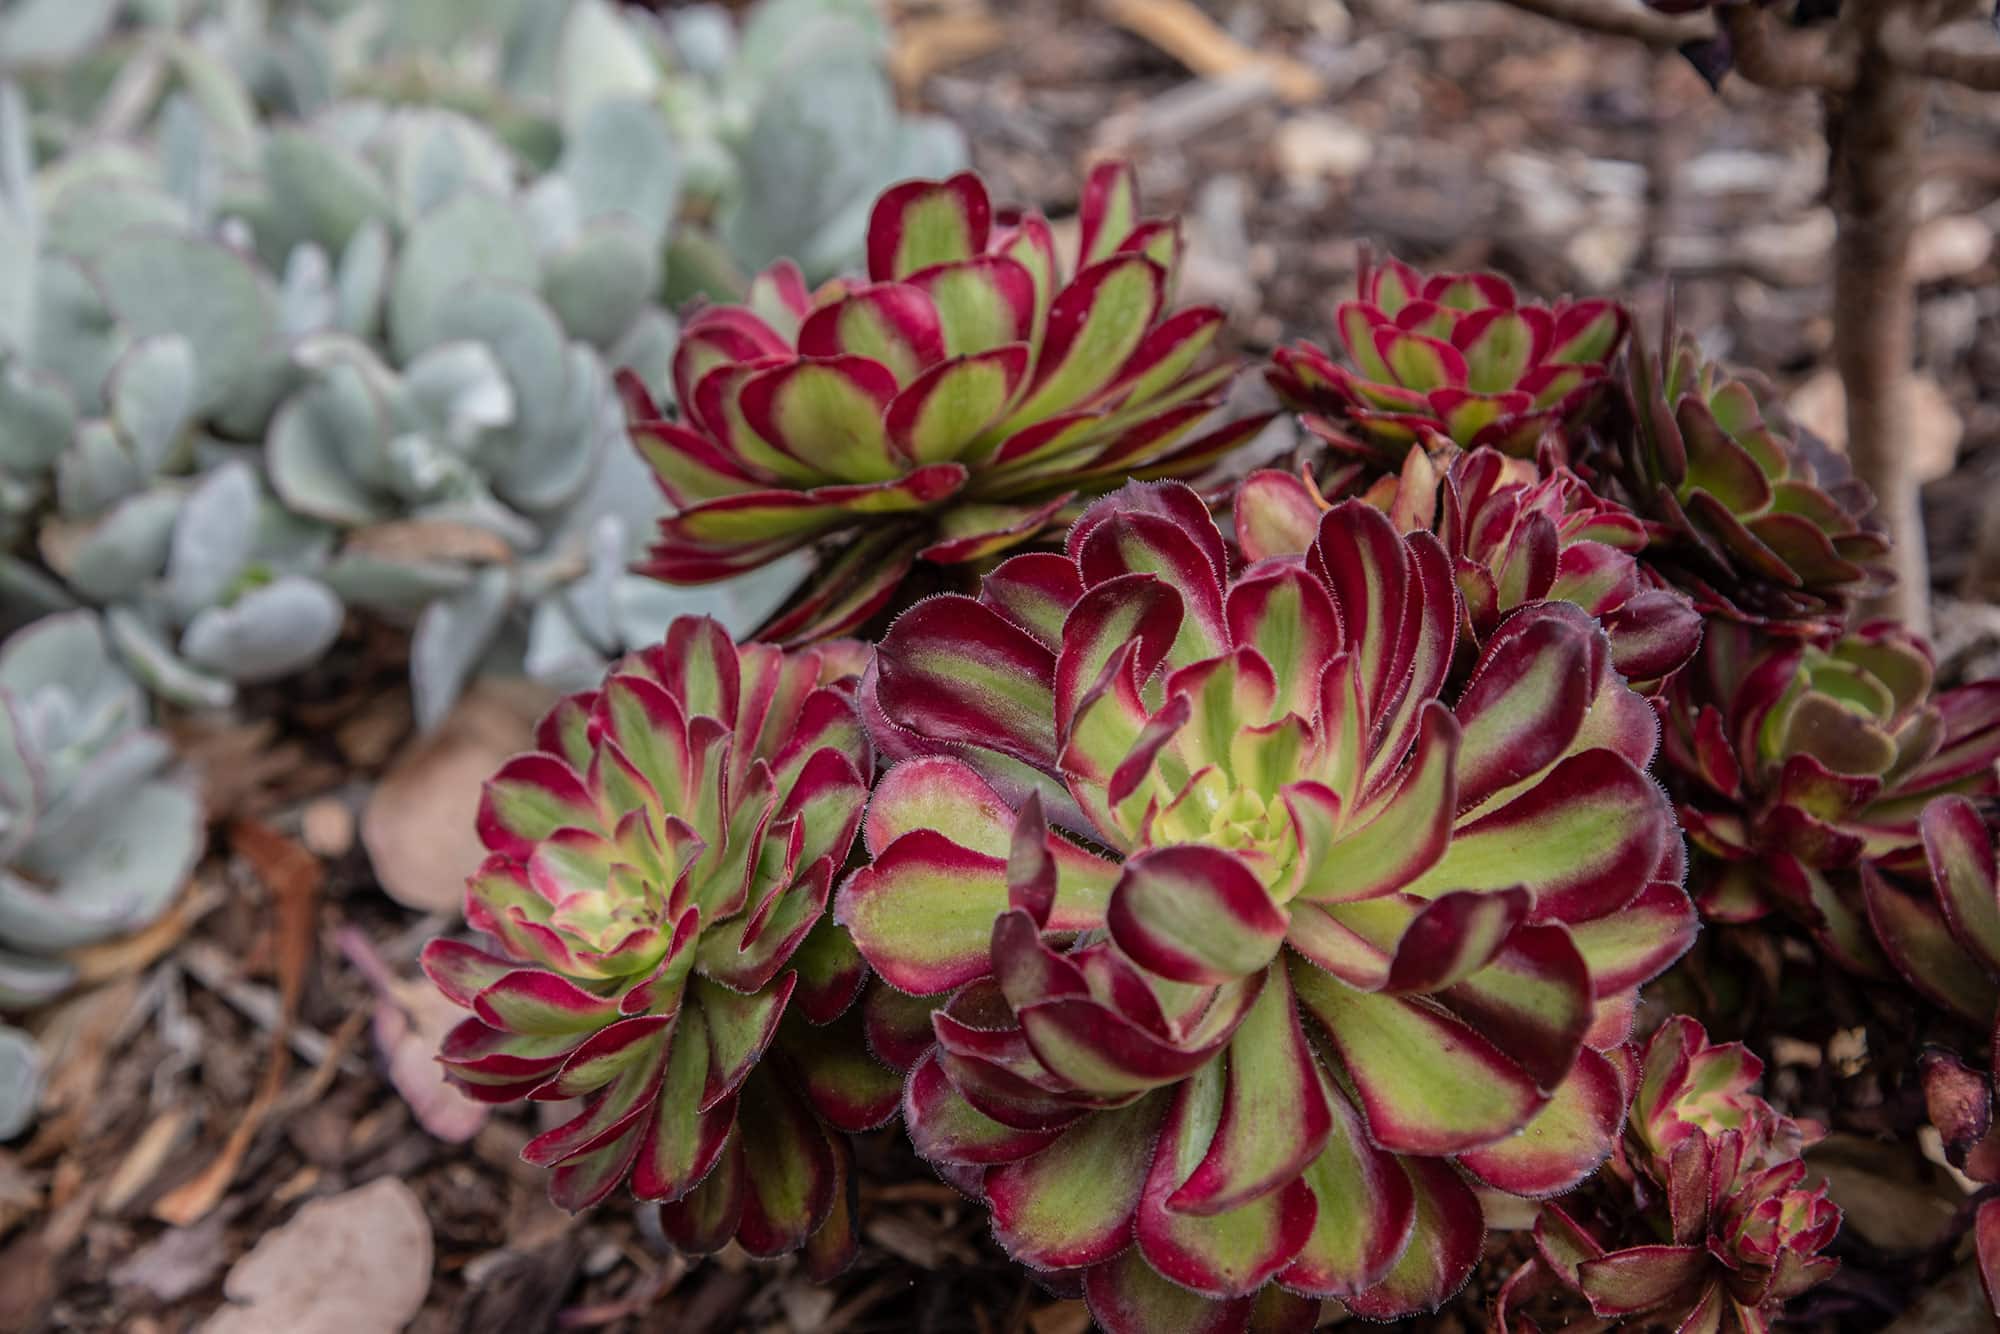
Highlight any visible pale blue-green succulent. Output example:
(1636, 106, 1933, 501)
(0, 0, 955, 725)
(0, 610, 204, 1139)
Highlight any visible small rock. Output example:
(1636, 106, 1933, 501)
(300, 798, 355, 858)
(1909, 214, 1992, 284)
(1567, 222, 1641, 291)
(1273, 112, 1372, 185)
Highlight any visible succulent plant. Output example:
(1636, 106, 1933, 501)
(1665, 618, 2000, 972)
(1266, 253, 1629, 462)
(5, 0, 946, 721)
(1236, 443, 1702, 688)
(0, 610, 205, 1136)
(1919, 1034, 2000, 1316)
(1594, 311, 1891, 631)
(1865, 793, 2000, 1027)
(831, 480, 1694, 1330)
(651, 0, 968, 289)
(1500, 1017, 1840, 1333)
(421, 616, 888, 1264)
(628, 163, 1270, 644)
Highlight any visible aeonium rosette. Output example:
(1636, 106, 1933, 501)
(834, 482, 1696, 1332)
(1235, 441, 1701, 690)
(1666, 619, 2000, 973)
(1267, 253, 1629, 462)
(1501, 1018, 1840, 1334)
(622, 163, 1269, 644)
(420, 617, 893, 1270)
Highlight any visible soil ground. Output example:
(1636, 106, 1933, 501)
(6, 2, 2000, 1331)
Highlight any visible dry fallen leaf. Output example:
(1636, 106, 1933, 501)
(201, 1178, 432, 1334)
(341, 519, 514, 566)
(112, 1202, 242, 1303)
(338, 928, 488, 1143)
(362, 678, 551, 914)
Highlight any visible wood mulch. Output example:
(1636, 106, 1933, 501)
(5, 2, 1999, 1330)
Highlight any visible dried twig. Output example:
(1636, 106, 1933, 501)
(152, 822, 322, 1225)
(1093, 0, 1326, 104)
(1487, 0, 1702, 49)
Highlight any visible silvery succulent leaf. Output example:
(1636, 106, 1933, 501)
(568, 510, 627, 650)
(43, 176, 187, 263)
(410, 565, 511, 730)
(164, 37, 258, 163)
(0, 83, 32, 359)
(543, 218, 659, 349)
(105, 604, 234, 710)
(36, 140, 156, 205)
(108, 334, 197, 474)
(51, 489, 183, 601)
(278, 242, 338, 340)
(718, 59, 895, 276)
(164, 460, 259, 617)
(158, 93, 214, 226)
(266, 362, 392, 526)
(412, 487, 540, 551)
(387, 192, 538, 360)
(608, 306, 677, 404)
(0, 1023, 41, 1139)
(55, 420, 146, 520)
(553, 0, 660, 134)
(0, 0, 119, 72)
(94, 231, 278, 415)
(1, 776, 200, 952)
(32, 255, 124, 413)
(320, 551, 478, 613)
(0, 611, 145, 788)
(0, 360, 75, 473)
(429, 285, 596, 508)
(0, 559, 75, 639)
(180, 574, 344, 683)
(402, 340, 516, 449)
(334, 218, 391, 337)
(559, 97, 679, 240)
(495, 0, 568, 98)
(261, 128, 396, 261)
(376, 107, 516, 222)
(519, 174, 581, 254)
(522, 594, 606, 693)
(735, 0, 885, 74)
(30, 725, 174, 854)
(667, 5, 737, 76)
(384, 429, 479, 504)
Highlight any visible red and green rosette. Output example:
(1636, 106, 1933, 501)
(1236, 442, 1700, 690)
(421, 617, 891, 1272)
(1503, 1018, 1841, 1333)
(623, 163, 1270, 644)
(833, 481, 1695, 1331)
(1269, 253, 1628, 462)
(1664, 619, 2000, 973)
